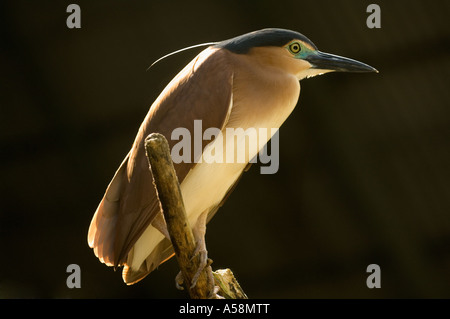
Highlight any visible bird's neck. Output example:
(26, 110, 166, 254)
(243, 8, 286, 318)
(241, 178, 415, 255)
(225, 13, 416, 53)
(226, 51, 300, 131)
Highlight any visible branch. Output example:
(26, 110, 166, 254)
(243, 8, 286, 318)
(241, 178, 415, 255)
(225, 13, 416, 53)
(213, 269, 248, 299)
(144, 132, 247, 299)
(145, 133, 212, 299)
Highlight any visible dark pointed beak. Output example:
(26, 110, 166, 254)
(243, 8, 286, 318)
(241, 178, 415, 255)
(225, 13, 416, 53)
(305, 51, 378, 73)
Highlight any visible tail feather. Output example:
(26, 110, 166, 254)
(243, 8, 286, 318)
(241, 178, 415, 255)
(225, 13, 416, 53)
(88, 155, 129, 267)
(122, 238, 175, 285)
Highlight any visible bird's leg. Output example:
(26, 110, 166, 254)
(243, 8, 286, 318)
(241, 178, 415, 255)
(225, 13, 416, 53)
(191, 217, 224, 300)
(190, 210, 210, 289)
(152, 213, 188, 291)
(173, 210, 214, 293)
(155, 210, 219, 296)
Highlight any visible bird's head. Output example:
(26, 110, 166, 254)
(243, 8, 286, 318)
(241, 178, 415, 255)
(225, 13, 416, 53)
(216, 28, 378, 80)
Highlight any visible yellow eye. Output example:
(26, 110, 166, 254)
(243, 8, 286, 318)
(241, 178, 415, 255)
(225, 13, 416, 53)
(289, 42, 301, 54)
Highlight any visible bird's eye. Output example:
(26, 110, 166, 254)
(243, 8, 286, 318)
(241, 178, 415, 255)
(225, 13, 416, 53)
(289, 42, 301, 54)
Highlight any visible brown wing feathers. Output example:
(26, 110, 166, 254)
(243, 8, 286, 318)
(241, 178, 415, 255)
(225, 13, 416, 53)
(88, 48, 234, 279)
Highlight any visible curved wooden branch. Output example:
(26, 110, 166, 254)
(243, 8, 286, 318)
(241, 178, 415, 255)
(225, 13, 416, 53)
(145, 133, 212, 299)
(144, 132, 247, 299)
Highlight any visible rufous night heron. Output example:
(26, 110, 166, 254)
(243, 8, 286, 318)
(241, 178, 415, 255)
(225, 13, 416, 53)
(88, 28, 377, 287)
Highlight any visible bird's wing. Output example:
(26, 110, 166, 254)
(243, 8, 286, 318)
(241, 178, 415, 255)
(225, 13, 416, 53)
(88, 47, 234, 269)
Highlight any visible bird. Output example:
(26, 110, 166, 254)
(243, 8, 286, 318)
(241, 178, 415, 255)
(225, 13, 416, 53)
(88, 28, 377, 287)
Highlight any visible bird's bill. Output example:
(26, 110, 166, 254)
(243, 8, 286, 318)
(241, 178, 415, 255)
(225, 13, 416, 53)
(305, 51, 378, 73)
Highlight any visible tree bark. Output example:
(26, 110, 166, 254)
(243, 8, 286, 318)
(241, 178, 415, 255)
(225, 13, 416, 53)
(144, 132, 247, 299)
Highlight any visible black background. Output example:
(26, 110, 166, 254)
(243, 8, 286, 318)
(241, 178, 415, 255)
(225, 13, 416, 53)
(1, 0, 449, 298)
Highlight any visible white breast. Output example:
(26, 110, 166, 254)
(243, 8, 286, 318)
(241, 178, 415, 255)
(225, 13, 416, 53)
(128, 133, 247, 269)
(128, 71, 300, 271)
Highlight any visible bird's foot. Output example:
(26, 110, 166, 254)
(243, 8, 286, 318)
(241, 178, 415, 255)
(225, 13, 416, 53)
(173, 250, 211, 290)
(208, 284, 225, 299)
(175, 271, 185, 290)
(174, 261, 222, 299)
(190, 240, 210, 289)
(174, 210, 220, 297)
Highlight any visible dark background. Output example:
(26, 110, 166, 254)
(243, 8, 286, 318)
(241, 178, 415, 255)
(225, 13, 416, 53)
(1, 0, 449, 298)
